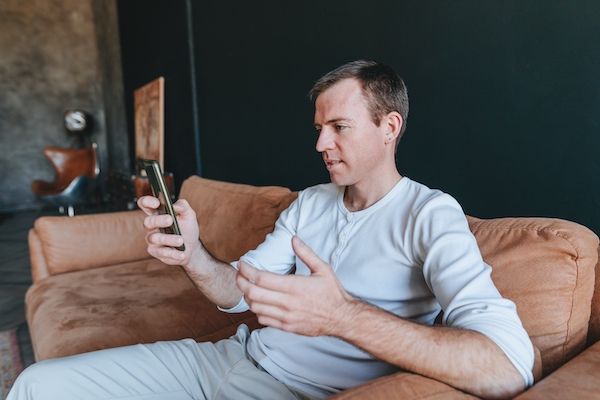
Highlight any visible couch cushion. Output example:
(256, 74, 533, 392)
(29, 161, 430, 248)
(513, 340, 600, 400)
(26, 258, 261, 361)
(33, 210, 150, 276)
(467, 216, 598, 377)
(179, 176, 298, 262)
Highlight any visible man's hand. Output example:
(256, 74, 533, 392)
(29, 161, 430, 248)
(137, 196, 201, 268)
(138, 195, 243, 308)
(236, 236, 357, 337)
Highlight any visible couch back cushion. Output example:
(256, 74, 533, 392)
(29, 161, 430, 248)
(179, 176, 298, 262)
(34, 210, 150, 276)
(467, 216, 598, 377)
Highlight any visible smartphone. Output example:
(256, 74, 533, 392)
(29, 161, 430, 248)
(139, 159, 185, 251)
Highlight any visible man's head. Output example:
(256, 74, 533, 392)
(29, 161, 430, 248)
(309, 60, 409, 145)
(311, 63, 406, 190)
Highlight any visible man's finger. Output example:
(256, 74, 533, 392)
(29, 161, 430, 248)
(147, 230, 184, 247)
(237, 261, 296, 303)
(143, 214, 174, 231)
(291, 236, 331, 276)
(148, 244, 186, 263)
(137, 195, 160, 215)
(238, 261, 298, 294)
(238, 261, 291, 291)
(235, 262, 254, 293)
(173, 199, 192, 216)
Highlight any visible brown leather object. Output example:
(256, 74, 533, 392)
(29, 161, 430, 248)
(179, 176, 299, 263)
(31, 144, 98, 196)
(26, 258, 261, 361)
(513, 340, 600, 399)
(29, 210, 150, 280)
(468, 216, 598, 377)
(328, 371, 479, 399)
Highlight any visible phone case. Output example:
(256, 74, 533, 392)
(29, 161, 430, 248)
(139, 159, 185, 251)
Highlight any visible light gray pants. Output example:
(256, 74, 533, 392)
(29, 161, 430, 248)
(8, 325, 318, 400)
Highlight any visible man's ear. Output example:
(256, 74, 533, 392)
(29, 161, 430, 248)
(384, 112, 403, 143)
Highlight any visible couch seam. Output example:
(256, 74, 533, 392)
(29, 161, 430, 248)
(564, 250, 583, 364)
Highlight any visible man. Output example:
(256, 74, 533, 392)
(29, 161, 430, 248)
(9, 60, 533, 400)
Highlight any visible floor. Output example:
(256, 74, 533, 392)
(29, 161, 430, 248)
(0, 205, 100, 368)
(0, 209, 40, 368)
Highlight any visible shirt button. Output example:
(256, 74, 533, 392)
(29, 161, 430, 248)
(331, 253, 338, 261)
(339, 233, 346, 240)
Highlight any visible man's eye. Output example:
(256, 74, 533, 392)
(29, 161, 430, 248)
(335, 125, 346, 131)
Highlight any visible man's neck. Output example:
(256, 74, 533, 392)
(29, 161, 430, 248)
(343, 170, 402, 212)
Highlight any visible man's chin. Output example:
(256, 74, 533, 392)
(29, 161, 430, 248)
(329, 174, 349, 187)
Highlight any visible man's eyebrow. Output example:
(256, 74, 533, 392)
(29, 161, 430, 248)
(314, 118, 352, 127)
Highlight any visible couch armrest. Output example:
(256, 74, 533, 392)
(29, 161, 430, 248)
(326, 347, 543, 400)
(29, 228, 50, 282)
(30, 210, 151, 281)
(514, 340, 600, 399)
(327, 372, 477, 400)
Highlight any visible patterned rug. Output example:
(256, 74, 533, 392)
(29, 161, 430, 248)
(0, 329, 23, 400)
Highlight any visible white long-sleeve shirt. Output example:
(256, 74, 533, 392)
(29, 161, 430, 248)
(223, 177, 534, 398)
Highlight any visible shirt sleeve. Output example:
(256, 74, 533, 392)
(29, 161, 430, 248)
(218, 193, 302, 313)
(414, 194, 535, 387)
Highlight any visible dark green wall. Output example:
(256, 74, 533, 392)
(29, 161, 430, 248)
(117, 0, 199, 194)
(191, 1, 600, 234)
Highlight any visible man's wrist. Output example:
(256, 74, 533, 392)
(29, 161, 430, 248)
(329, 295, 368, 338)
(181, 240, 208, 274)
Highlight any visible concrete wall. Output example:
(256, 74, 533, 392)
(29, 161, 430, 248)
(0, 0, 127, 211)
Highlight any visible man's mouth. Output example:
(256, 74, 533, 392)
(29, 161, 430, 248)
(324, 159, 342, 170)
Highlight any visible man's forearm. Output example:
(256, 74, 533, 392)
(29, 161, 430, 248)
(182, 244, 243, 309)
(333, 300, 525, 399)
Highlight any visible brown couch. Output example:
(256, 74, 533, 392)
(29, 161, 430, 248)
(26, 176, 600, 399)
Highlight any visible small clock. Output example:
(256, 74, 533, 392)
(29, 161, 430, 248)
(64, 110, 89, 132)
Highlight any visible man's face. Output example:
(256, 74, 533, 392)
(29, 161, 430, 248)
(314, 78, 389, 188)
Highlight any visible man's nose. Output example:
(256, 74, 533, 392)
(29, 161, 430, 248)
(316, 129, 334, 152)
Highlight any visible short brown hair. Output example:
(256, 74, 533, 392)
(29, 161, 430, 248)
(309, 60, 409, 140)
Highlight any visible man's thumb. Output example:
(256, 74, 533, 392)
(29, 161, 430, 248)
(291, 236, 329, 275)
